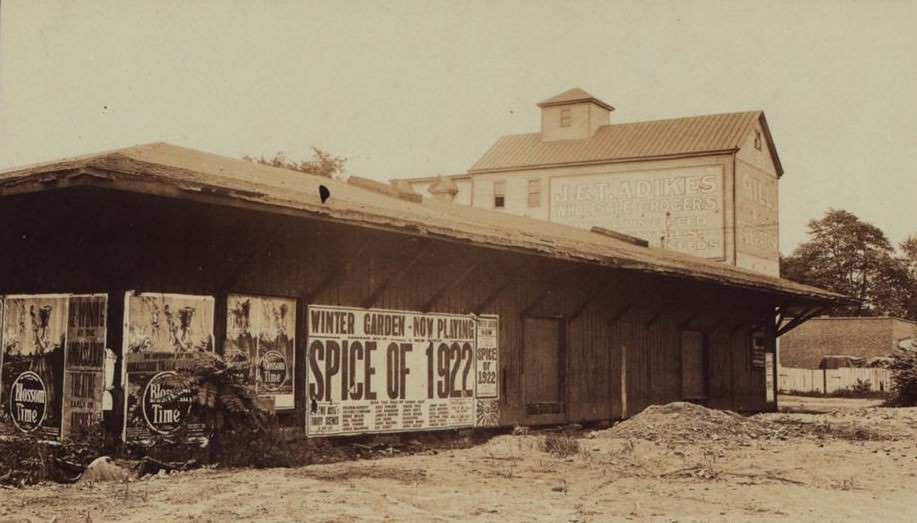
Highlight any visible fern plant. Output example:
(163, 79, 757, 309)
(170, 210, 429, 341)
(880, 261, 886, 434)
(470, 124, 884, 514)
(182, 351, 275, 432)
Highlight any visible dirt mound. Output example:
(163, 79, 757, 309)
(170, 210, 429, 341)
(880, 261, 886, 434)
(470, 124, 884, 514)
(78, 456, 133, 484)
(593, 402, 776, 444)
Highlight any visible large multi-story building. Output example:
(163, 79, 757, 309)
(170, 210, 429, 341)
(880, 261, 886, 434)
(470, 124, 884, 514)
(397, 88, 782, 276)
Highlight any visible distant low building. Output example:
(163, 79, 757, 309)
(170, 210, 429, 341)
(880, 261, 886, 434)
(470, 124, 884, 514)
(779, 316, 917, 369)
(395, 88, 782, 275)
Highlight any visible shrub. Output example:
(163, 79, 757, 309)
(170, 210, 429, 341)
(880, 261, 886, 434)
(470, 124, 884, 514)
(851, 378, 872, 394)
(889, 348, 917, 406)
(542, 432, 579, 458)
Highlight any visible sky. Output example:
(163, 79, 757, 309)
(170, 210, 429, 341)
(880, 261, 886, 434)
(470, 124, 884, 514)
(1, 0, 915, 255)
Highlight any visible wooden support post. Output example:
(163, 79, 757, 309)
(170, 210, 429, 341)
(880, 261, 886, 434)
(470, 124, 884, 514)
(775, 306, 786, 331)
(304, 240, 376, 303)
(472, 261, 530, 314)
(217, 220, 287, 293)
(520, 288, 553, 318)
(519, 267, 578, 318)
(728, 318, 747, 335)
(422, 251, 493, 312)
(644, 307, 664, 330)
(568, 280, 614, 321)
(776, 306, 825, 336)
(362, 240, 432, 309)
(677, 309, 703, 330)
(606, 303, 633, 326)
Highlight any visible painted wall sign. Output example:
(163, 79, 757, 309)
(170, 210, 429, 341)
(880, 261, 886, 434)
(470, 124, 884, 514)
(1, 295, 69, 440)
(306, 305, 500, 436)
(736, 168, 779, 261)
(123, 292, 214, 442)
(549, 165, 726, 259)
(226, 295, 296, 409)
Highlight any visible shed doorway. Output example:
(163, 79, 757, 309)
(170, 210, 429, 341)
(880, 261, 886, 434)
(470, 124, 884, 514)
(523, 317, 564, 415)
(681, 330, 707, 400)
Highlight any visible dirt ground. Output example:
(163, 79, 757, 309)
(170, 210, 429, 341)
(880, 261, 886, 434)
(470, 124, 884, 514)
(2, 395, 915, 523)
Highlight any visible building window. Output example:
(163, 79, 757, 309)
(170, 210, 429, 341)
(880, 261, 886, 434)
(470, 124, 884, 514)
(494, 180, 505, 208)
(560, 108, 571, 127)
(754, 130, 762, 150)
(527, 179, 541, 208)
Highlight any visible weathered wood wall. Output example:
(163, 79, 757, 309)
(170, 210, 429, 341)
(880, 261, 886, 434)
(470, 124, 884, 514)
(0, 187, 779, 431)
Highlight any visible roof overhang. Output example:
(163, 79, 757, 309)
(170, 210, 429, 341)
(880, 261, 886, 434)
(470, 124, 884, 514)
(0, 144, 848, 310)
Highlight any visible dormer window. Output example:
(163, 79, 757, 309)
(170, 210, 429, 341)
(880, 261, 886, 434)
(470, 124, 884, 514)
(560, 108, 572, 128)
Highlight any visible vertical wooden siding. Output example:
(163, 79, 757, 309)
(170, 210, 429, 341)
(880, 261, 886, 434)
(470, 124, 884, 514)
(0, 188, 786, 428)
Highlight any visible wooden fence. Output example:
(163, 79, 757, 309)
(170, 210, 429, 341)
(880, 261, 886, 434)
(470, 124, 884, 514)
(778, 367, 894, 394)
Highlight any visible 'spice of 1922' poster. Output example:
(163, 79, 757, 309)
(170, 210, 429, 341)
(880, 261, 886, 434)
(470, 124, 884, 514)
(307, 305, 495, 436)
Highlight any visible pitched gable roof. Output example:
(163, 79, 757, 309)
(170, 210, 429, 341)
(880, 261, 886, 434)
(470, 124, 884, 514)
(470, 111, 783, 175)
(0, 142, 833, 305)
(537, 88, 614, 111)
(427, 174, 459, 195)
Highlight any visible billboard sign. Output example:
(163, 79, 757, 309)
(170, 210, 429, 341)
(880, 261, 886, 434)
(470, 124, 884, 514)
(226, 295, 296, 409)
(306, 305, 499, 436)
(123, 292, 214, 442)
(1, 295, 70, 440)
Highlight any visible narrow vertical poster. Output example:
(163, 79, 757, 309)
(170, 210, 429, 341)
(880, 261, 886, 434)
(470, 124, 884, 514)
(123, 292, 214, 442)
(474, 315, 500, 427)
(226, 295, 296, 409)
(474, 316, 499, 398)
(61, 294, 108, 438)
(1, 295, 69, 440)
(765, 352, 775, 403)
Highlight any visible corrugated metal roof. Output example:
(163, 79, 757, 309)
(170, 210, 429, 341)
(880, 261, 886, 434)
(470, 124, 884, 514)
(470, 111, 764, 172)
(0, 142, 839, 305)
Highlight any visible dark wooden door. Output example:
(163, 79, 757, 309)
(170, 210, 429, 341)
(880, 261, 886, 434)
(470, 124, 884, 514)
(681, 330, 706, 399)
(523, 318, 563, 407)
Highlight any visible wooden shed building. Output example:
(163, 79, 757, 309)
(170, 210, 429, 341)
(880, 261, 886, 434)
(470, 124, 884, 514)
(0, 143, 843, 441)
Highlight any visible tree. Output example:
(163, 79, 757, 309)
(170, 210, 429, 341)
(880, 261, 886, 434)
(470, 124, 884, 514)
(243, 147, 347, 180)
(901, 235, 917, 273)
(781, 209, 915, 318)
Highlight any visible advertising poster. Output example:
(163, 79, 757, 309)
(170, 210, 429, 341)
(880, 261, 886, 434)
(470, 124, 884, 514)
(474, 316, 500, 427)
(61, 294, 108, 438)
(474, 316, 499, 398)
(123, 292, 214, 442)
(751, 332, 767, 369)
(765, 352, 775, 403)
(307, 305, 481, 436)
(226, 295, 296, 409)
(1, 295, 69, 440)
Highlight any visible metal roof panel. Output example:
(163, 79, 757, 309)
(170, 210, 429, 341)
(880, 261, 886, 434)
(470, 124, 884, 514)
(470, 111, 763, 172)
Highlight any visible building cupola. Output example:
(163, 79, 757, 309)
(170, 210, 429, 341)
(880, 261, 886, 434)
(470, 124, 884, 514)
(537, 88, 614, 142)
(427, 174, 459, 202)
